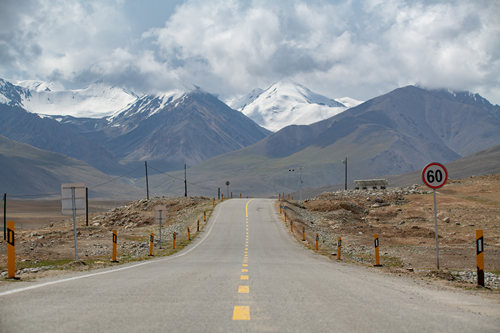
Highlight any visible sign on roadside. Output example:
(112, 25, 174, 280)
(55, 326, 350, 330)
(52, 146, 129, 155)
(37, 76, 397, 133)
(422, 162, 448, 270)
(155, 205, 166, 248)
(61, 183, 86, 215)
(61, 183, 86, 261)
(422, 162, 448, 189)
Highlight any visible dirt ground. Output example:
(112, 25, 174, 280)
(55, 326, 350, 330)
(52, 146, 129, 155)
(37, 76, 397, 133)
(0, 196, 215, 283)
(279, 174, 500, 290)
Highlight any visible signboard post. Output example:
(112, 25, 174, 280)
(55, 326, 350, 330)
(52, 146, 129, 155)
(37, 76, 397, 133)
(422, 162, 448, 270)
(62, 183, 86, 261)
(155, 206, 166, 249)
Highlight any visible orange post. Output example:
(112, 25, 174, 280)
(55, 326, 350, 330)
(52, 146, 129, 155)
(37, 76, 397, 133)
(213, 198, 215, 208)
(188, 227, 191, 241)
(7, 221, 16, 279)
(112, 229, 118, 262)
(302, 227, 305, 241)
(315, 233, 319, 251)
(476, 230, 484, 287)
(280, 204, 282, 214)
(221, 193, 224, 201)
(337, 237, 342, 260)
(279, 193, 281, 201)
(374, 234, 381, 266)
(204, 211, 206, 222)
(290, 220, 293, 233)
(197, 219, 200, 232)
(149, 233, 154, 256)
(284, 212, 287, 223)
(240, 193, 242, 198)
(173, 232, 176, 249)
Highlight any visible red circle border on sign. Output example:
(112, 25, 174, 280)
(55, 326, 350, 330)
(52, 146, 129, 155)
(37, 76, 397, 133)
(422, 162, 448, 189)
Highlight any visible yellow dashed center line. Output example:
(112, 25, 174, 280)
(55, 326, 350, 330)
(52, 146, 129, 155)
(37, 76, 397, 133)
(233, 199, 253, 322)
(233, 306, 250, 320)
(238, 286, 250, 293)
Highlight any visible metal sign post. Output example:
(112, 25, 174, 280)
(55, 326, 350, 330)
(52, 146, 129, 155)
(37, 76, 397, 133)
(62, 183, 86, 261)
(155, 206, 166, 249)
(422, 162, 448, 270)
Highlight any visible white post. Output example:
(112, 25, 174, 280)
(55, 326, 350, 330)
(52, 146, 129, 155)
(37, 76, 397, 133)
(72, 187, 78, 261)
(433, 189, 440, 269)
(159, 210, 163, 249)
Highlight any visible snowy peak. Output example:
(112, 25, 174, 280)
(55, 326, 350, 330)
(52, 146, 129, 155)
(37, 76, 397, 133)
(237, 81, 348, 132)
(108, 90, 185, 125)
(0, 78, 30, 107)
(0, 78, 138, 118)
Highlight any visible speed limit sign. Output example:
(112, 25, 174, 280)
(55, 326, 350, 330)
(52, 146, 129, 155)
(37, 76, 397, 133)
(422, 162, 448, 270)
(422, 162, 448, 189)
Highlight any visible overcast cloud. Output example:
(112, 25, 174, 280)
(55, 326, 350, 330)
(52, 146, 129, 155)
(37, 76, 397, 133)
(0, 0, 499, 103)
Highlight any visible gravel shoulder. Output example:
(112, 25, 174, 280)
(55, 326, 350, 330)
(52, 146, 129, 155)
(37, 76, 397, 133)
(0, 196, 216, 284)
(278, 174, 500, 292)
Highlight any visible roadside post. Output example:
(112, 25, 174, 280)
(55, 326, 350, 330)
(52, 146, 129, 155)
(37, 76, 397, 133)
(337, 237, 342, 260)
(7, 221, 17, 279)
(173, 232, 176, 249)
(204, 211, 206, 222)
(315, 233, 319, 251)
(197, 219, 200, 232)
(290, 220, 293, 233)
(422, 162, 448, 270)
(4, 193, 7, 240)
(61, 183, 86, 261)
(111, 230, 118, 262)
(374, 234, 382, 266)
(154, 205, 166, 249)
(149, 233, 154, 256)
(476, 230, 485, 287)
(302, 227, 306, 241)
(187, 227, 191, 241)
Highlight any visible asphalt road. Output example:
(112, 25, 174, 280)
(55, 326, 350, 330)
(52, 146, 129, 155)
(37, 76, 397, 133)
(1, 199, 499, 332)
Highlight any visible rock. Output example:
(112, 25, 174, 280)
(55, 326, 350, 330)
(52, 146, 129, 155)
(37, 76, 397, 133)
(92, 222, 100, 226)
(443, 217, 450, 223)
(407, 268, 414, 272)
(455, 222, 461, 226)
(399, 221, 405, 225)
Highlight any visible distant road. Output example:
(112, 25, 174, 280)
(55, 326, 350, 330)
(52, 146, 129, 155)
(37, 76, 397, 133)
(1, 199, 499, 332)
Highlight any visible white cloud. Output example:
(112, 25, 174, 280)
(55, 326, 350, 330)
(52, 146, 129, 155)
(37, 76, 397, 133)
(0, 0, 499, 104)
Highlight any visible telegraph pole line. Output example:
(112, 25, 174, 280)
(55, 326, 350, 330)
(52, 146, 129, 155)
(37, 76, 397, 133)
(343, 157, 348, 190)
(184, 163, 188, 197)
(145, 161, 150, 200)
(3, 193, 6, 240)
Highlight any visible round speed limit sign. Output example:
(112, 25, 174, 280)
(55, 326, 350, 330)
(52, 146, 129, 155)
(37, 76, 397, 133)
(422, 162, 448, 189)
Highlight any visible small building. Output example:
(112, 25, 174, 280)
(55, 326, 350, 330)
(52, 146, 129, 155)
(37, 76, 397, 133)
(354, 179, 388, 190)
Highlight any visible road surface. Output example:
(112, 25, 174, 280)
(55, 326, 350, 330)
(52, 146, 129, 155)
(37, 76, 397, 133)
(1, 199, 499, 332)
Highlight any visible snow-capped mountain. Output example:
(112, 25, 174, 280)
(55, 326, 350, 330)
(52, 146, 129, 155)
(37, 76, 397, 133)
(4, 79, 138, 118)
(229, 81, 350, 132)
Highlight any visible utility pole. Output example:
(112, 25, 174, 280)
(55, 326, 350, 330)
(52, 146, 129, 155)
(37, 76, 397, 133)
(145, 161, 150, 200)
(343, 157, 348, 190)
(184, 163, 187, 197)
(85, 187, 89, 227)
(3, 193, 6, 240)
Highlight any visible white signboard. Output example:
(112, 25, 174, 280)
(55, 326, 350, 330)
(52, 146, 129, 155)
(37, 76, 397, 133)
(422, 162, 448, 189)
(61, 183, 86, 215)
(154, 205, 166, 220)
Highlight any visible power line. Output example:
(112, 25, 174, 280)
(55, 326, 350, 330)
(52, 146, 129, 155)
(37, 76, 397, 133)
(91, 164, 144, 189)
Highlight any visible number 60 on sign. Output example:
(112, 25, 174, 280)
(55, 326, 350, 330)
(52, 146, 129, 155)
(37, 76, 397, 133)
(422, 162, 448, 189)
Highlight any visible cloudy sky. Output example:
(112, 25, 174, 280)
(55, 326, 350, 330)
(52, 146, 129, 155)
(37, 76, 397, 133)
(1, 0, 499, 104)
